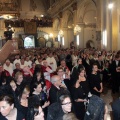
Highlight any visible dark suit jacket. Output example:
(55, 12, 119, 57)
(49, 84, 70, 104)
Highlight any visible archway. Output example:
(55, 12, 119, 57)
(86, 40, 94, 48)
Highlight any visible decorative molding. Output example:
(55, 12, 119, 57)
(24, 22, 37, 34)
(47, 0, 77, 17)
(85, 23, 96, 28)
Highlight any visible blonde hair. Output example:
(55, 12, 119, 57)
(63, 113, 78, 120)
(22, 86, 30, 94)
(10, 80, 16, 87)
(15, 72, 23, 80)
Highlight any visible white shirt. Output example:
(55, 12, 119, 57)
(24, 60, 32, 68)
(13, 59, 21, 69)
(46, 57, 57, 72)
(3, 63, 13, 76)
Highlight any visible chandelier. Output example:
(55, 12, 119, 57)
(74, 25, 81, 35)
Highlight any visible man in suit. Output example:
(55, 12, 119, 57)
(49, 75, 70, 104)
(110, 54, 120, 93)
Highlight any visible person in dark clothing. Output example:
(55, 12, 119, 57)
(102, 61, 111, 87)
(16, 85, 30, 119)
(49, 75, 70, 104)
(47, 94, 72, 120)
(0, 95, 25, 120)
(12, 63, 23, 77)
(65, 51, 72, 71)
(31, 71, 46, 93)
(29, 81, 50, 118)
(89, 64, 103, 97)
(82, 54, 92, 76)
(71, 58, 85, 87)
(112, 97, 120, 120)
(27, 104, 44, 120)
(72, 77, 87, 120)
(110, 54, 120, 93)
(14, 71, 28, 97)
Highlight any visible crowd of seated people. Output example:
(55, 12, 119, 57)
(0, 47, 120, 120)
(4, 16, 53, 28)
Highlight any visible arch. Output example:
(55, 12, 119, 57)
(77, 0, 97, 23)
(53, 17, 60, 30)
(38, 37, 46, 47)
(86, 40, 95, 48)
(62, 10, 73, 28)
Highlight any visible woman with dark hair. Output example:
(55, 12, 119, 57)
(29, 82, 50, 117)
(89, 64, 103, 97)
(31, 71, 45, 90)
(0, 95, 25, 120)
(71, 68, 89, 120)
(27, 105, 44, 120)
(47, 94, 72, 120)
(17, 85, 30, 119)
(71, 58, 85, 86)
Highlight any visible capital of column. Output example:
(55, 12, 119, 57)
(77, 22, 85, 28)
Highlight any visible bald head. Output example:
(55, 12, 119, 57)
(51, 75, 61, 86)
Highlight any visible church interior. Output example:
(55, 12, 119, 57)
(0, 0, 120, 120)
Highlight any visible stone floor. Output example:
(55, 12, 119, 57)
(101, 87, 120, 120)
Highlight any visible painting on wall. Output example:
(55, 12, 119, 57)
(24, 22, 37, 34)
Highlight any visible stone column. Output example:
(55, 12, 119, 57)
(63, 28, 68, 48)
(112, 0, 118, 51)
(67, 28, 74, 48)
(77, 23, 85, 48)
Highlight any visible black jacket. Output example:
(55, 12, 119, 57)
(0, 109, 25, 120)
(49, 85, 70, 104)
(47, 102, 64, 120)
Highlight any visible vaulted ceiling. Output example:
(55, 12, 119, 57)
(41, 0, 50, 10)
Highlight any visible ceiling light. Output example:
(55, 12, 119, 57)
(108, 3, 113, 9)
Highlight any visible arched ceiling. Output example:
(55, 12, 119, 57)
(41, 0, 50, 10)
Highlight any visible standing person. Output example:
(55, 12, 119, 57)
(56, 67, 70, 91)
(17, 86, 30, 119)
(3, 59, 13, 76)
(112, 97, 120, 120)
(46, 52, 57, 72)
(71, 52, 78, 66)
(89, 64, 103, 97)
(29, 82, 50, 117)
(59, 60, 70, 78)
(110, 54, 120, 93)
(20, 58, 26, 69)
(14, 72, 27, 96)
(24, 56, 32, 68)
(71, 70, 88, 120)
(65, 50, 72, 71)
(47, 94, 72, 120)
(42, 60, 53, 82)
(13, 54, 21, 69)
(49, 75, 70, 104)
(71, 58, 85, 87)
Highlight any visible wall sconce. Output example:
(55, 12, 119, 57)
(59, 30, 64, 37)
(74, 25, 81, 35)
